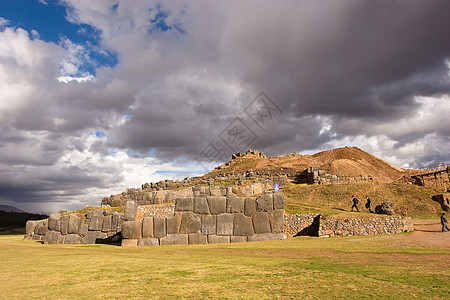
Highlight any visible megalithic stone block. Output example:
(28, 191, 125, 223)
(270, 209, 285, 233)
(68, 214, 81, 234)
(207, 196, 227, 214)
(180, 212, 201, 234)
(233, 213, 255, 236)
(256, 192, 273, 212)
(60, 215, 69, 235)
(121, 239, 138, 247)
(193, 197, 210, 214)
(253, 212, 271, 234)
(201, 214, 216, 235)
(79, 219, 89, 237)
(166, 212, 182, 234)
(102, 215, 112, 232)
(175, 197, 194, 211)
(188, 233, 207, 244)
(121, 220, 143, 239)
(124, 201, 139, 221)
(142, 217, 154, 238)
(44, 230, 65, 244)
(25, 220, 39, 237)
(138, 238, 159, 246)
(48, 212, 61, 231)
(231, 236, 247, 243)
(89, 210, 104, 231)
(160, 234, 188, 245)
(153, 217, 167, 238)
(227, 194, 245, 213)
(244, 198, 256, 217)
(248, 233, 286, 242)
(273, 193, 285, 210)
(216, 213, 234, 236)
(64, 234, 82, 244)
(207, 235, 230, 244)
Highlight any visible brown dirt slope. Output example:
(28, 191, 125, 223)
(208, 146, 405, 183)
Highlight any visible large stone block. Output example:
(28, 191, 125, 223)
(216, 213, 234, 236)
(256, 192, 273, 212)
(180, 212, 201, 234)
(142, 217, 154, 238)
(153, 217, 167, 238)
(193, 197, 210, 214)
(188, 233, 207, 244)
(166, 212, 182, 234)
(121, 239, 138, 247)
(124, 201, 138, 221)
(270, 209, 285, 233)
(233, 213, 255, 236)
(175, 197, 194, 211)
(68, 215, 81, 234)
(48, 212, 61, 231)
(60, 215, 69, 235)
(64, 234, 82, 244)
(25, 220, 39, 236)
(112, 212, 120, 231)
(227, 194, 245, 213)
(36, 220, 49, 235)
(248, 233, 286, 242)
(44, 230, 65, 244)
(89, 210, 104, 231)
(102, 215, 112, 232)
(207, 196, 227, 214)
(201, 214, 216, 235)
(273, 193, 285, 210)
(244, 198, 256, 217)
(231, 236, 247, 243)
(138, 238, 159, 246)
(207, 235, 230, 244)
(79, 219, 89, 237)
(253, 212, 271, 234)
(160, 234, 188, 245)
(121, 220, 143, 239)
(111, 198, 123, 207)
(81, 231, 108, 244)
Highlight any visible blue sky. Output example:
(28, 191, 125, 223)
(0, 0, 450, 213)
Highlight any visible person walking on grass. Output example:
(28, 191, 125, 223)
(441, 212, 450, 232)
(365, 196, 374, 213)
(351, 195, 359, 212)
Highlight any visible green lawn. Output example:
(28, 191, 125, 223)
(1, 233, 449, 299)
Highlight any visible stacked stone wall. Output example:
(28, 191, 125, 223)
(120, 191, 286, 246)
(24, 210, 125, 244)
(296, 167, 369, 184)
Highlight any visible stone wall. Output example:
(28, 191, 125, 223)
(318, 216, 413, 237)
(295, 167, 369, 184)
(120, 191, 286, 247)
(283, 213, 413, 238)
(24, 210, 125, 244)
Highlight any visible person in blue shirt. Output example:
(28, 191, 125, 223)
(365, 196, 374, 213)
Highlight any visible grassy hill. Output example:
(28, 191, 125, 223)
(282, 182, 441, 219)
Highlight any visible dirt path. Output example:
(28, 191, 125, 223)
(403, 219, 450, 249)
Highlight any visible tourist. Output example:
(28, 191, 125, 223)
(441, 212, 450, 232)
(351, 195, 360, 212)
(365, 196, 374, 213)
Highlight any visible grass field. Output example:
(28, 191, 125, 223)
(1, 232, 449, 299)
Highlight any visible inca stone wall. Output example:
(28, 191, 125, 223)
(283, 213, 413, 238)
(24, 210, 125, 244)
(296, 167, 369, 184)
(120, 191, 286, 247)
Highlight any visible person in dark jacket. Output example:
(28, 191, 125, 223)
(365, 196, 374, 213)
(441, 212, 450, 232)
(351, 195, 359, 212)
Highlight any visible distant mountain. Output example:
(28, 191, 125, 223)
(0, 205, 25, 213)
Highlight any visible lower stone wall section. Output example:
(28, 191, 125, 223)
(318, 216, 413, 237)
(283, 213, 413, 237)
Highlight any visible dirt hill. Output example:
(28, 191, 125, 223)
(208, 147, 405, 183)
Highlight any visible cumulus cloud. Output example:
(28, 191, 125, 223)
(0, 0, 450, 212)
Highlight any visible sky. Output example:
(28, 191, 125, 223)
(0, 0, 450, 213)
